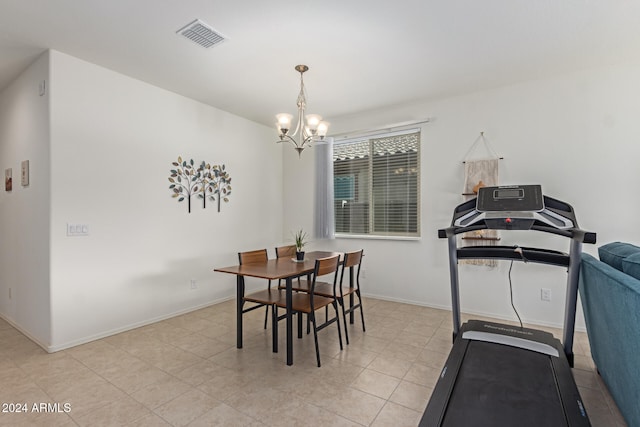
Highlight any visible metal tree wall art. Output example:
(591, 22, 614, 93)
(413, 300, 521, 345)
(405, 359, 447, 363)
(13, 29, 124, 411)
(197, 161, 212, 209)
(168, 157, 232, 213)
(169, 157, 199, 213)
(208, 164, 232, 212)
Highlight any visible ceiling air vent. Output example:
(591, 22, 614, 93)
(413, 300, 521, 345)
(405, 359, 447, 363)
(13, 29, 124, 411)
(176, 19, 226, 49)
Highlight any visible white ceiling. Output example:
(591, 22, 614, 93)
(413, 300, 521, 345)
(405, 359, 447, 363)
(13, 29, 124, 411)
(1, 1, 640, 128)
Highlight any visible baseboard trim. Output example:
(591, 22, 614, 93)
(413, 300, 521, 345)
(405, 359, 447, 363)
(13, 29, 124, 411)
(1, 296, 235, 353)
(1, 292, 585, 353)
(47, 296, 236, 353)
(0, 313, 52, 351)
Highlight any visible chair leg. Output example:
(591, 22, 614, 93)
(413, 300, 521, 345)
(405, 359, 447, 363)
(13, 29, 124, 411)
(265, 279, 273, 330)
(297, 312, 303, 339)
(311, 312, 321, 367)
(349, 293, 355, 324)
(338, 297, 350, 345)
(357, 291, 366, 332)
(334, 301, 343, 350)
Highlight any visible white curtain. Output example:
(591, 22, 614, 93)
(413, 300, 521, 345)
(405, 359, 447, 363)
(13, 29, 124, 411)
(314, 138, 335, 239)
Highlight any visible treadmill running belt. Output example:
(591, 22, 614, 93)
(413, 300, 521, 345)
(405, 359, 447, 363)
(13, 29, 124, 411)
(442, 341, 566, 427)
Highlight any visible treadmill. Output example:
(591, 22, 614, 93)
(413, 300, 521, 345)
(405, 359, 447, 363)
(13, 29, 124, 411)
(420, 185, 596, 427)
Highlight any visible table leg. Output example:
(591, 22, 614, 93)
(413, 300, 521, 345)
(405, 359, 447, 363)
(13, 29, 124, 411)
(272, 304, 278, 353)
(236, 275, 244, 349)
(286, 276, 293, 366)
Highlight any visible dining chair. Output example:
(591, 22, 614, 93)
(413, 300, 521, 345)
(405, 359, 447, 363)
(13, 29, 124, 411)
(238, 249, 282, 330)
(275, 244, 296, 259)
(274, 255, 343, 367)
(336, 250, 365, 344)
(278, 250, 366, 345)
(276, 244, 316, 338)
(276, 245, 311, 292)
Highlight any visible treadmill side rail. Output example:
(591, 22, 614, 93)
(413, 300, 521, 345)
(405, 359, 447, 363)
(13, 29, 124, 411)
(420, 320, 592, 427)
(552, 352, 591, 426)
(419, 333, 470, 427)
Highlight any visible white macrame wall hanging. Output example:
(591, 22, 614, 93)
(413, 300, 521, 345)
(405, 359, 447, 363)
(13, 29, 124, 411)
(461, 132, 502, 267)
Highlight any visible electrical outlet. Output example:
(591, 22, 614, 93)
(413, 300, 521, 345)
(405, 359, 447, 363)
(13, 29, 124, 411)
(190, 279, 197, 290)
(360, 269, 366, 279)
(541, 288, 551, 302)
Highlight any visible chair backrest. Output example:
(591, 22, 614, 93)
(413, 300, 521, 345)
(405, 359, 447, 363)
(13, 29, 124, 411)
(343, 250, 363, 269)
(340, 249, 364, 287)
(238, 249, 268, 265)
(275, 245, 296, 259)
(314, 255, 340, 280)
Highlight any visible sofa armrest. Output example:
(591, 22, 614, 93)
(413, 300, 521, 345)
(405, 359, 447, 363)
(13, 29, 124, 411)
(579, 253, 640, 427)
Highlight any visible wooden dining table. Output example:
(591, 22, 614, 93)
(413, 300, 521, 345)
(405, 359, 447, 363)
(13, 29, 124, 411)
(214, 250, 342, 366)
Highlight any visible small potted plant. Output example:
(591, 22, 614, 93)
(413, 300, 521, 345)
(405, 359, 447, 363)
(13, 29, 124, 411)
(293, 229, 307, 261)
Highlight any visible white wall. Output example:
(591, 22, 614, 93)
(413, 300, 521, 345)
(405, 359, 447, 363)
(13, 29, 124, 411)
(41, 50, 281, 350)
(0, 52, 51, 347)
(284, 61, 640, 330)
(3, 49, 639, 350)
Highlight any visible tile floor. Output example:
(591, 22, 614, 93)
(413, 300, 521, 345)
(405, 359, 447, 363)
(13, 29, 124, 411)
(0, 298, 627, 426)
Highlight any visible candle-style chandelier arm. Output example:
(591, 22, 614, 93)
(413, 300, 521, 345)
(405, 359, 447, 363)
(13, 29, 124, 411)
(277, 133, 312, 148)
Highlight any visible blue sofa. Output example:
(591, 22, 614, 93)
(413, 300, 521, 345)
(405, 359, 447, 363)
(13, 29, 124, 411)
(579, 242, 640, 427)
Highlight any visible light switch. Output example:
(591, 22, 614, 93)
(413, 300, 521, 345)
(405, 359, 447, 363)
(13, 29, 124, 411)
(67, 223, 89, 236)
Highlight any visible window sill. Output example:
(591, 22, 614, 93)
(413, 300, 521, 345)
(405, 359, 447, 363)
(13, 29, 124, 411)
(334, 233, 421, 241)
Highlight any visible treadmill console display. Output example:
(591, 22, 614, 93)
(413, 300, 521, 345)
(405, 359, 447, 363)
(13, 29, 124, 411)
(494, 188, 523, 199)
(453, 184, 575, 230)
(477, 185, 544, 212)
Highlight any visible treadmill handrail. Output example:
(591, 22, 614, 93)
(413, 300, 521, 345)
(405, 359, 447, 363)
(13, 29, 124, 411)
(456, 245, 570, 267)
(438, 225, 596, 244)
(439, 187, 596, 365)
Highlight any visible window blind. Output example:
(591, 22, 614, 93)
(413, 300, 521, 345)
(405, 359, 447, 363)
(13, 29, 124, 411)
(333, 129, 420, 237)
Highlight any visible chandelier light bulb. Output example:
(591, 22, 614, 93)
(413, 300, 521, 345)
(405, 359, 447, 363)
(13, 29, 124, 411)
(276, 113, 293, 135)
(317, 121, 329, 138)
(305, 114, 322, 133)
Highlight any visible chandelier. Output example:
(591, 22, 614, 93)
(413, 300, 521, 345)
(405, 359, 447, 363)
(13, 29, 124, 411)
(275, 65, 329, 157)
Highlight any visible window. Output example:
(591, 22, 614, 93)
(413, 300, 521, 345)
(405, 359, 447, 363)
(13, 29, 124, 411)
(333, 129, 420, 237)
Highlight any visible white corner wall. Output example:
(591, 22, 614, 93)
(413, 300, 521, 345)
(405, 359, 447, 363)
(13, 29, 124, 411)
(0, 52, 52, 347)
(47, 50, 282, 350)
(284, 61, 640, 330)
